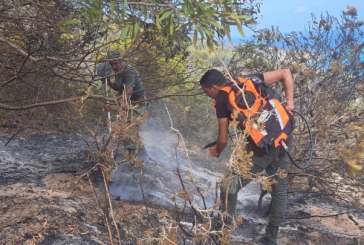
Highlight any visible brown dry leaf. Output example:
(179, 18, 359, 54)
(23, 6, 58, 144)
(144, 229, 154, 237)
(277, 168, 287, 179)
(158, 211, 170, 218)
(177, 188, 190, 201)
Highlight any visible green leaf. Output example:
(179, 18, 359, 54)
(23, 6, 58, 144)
(196, 26, 204, 42)
(229, 13, 239, 20)
(133, 21, 139, 39)
(239, 15, 250, 19)
(87, 9, 95, 21)
(219, 12, 231, 17)
(237, 24, 245, 37)
(57, 23, 70, 32)
(224, 25, 232, 43)
(175, 24, 184, 31)
(202, 26, 212, 38)
(89, 7, 102, 15)
(206, 37, 213, 50)
(160, 10, 172, 22)
(276, 34, 281, 42)
(207, 19, 222, 29)
(61, 19, 78, 25)
(124, 0, 127, 8)
(142, 6, 147, 16)
(245, 19, 258, 25)
(183, 0, 193, 8)
(169, 15, 174, 35)
(110, 1, 115, 17)
(197, 3, 208, 11)
(271, 31, 275, 38)
(154, 13, 161, 30)
(120, 25, 130, 40)
(174, 34, 185, 47)
(229, 14, 242, 28)
(182, 5, 188, 16)
(193, 29, 197, 46)
(121, 8, 125, 19)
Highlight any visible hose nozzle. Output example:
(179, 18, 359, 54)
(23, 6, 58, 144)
(280, 140, 289, 151)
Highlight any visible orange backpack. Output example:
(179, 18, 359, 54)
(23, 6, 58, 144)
(215, 76, 295, 148)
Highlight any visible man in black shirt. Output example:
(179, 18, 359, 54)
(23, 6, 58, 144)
(200, 69, 294, 245)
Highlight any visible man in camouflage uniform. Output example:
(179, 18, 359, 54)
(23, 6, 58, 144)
(97, 50, 147, 153)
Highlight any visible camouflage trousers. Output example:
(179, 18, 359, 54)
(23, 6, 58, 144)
(220, 133, 293, 226)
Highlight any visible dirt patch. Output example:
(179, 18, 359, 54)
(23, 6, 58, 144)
(306, 206, 364, 237)
(0, 173, 161, 245)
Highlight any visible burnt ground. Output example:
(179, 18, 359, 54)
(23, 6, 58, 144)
(0, 133, 165, 245)
(1, 133, 364, 245)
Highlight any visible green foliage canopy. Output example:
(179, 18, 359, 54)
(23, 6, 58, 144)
(61, 0, 261, 48)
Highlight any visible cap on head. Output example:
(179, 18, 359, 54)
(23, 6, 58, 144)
(97, 62, 113, 77)
(107, 50, 122, 59)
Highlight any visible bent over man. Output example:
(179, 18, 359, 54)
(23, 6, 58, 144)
(97, 50, 147, 153)
(200, 69, 295, 245)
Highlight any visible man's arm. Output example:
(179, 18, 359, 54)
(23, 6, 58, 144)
(263, 69, 294, 112)
(102, 77, 119, 112)
(210, 117, 229, 157)
(125, 85, 133, 102)
(103, 78, 117, 91)
(123, 69, 137, 102)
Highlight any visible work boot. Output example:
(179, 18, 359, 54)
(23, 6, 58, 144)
(259, 223, 279, 245)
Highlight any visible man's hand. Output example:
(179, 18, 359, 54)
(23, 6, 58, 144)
(102, 78, 117, 91)
(104, 105, 118, 112)
(209, 145, 221, 157)
(285, 101, 294, 113)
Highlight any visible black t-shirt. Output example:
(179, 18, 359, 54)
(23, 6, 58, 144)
(215, 73, 267, 156)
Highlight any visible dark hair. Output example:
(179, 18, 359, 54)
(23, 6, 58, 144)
(200, 69, 227, 88)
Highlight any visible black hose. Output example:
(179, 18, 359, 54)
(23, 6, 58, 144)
(280, 110, 313, 169)
(202, 140, 218, 150)
(201, 131, 242, 149)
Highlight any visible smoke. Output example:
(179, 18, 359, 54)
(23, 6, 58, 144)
(108, 116, 221, 209)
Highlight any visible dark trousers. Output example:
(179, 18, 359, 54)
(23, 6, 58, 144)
(220, 134, 293, 226)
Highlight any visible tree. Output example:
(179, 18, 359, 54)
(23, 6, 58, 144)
(73, 0, 260, 47)
(228, 7, 364, 198)
(0, 0, 261, 113)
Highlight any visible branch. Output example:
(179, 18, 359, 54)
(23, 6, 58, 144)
(1, 42, 40, 88)
(0, 89, 203, 111)
(115, 1, 177, 8)
(227, 240, 257, 245)
(165, 105, 202, 219)
(0, 95, 94, 110)
(0, 34, 39, 62)
(286, 212, 348, 220)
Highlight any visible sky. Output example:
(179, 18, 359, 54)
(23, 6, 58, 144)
(229, 0, 364, 43)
